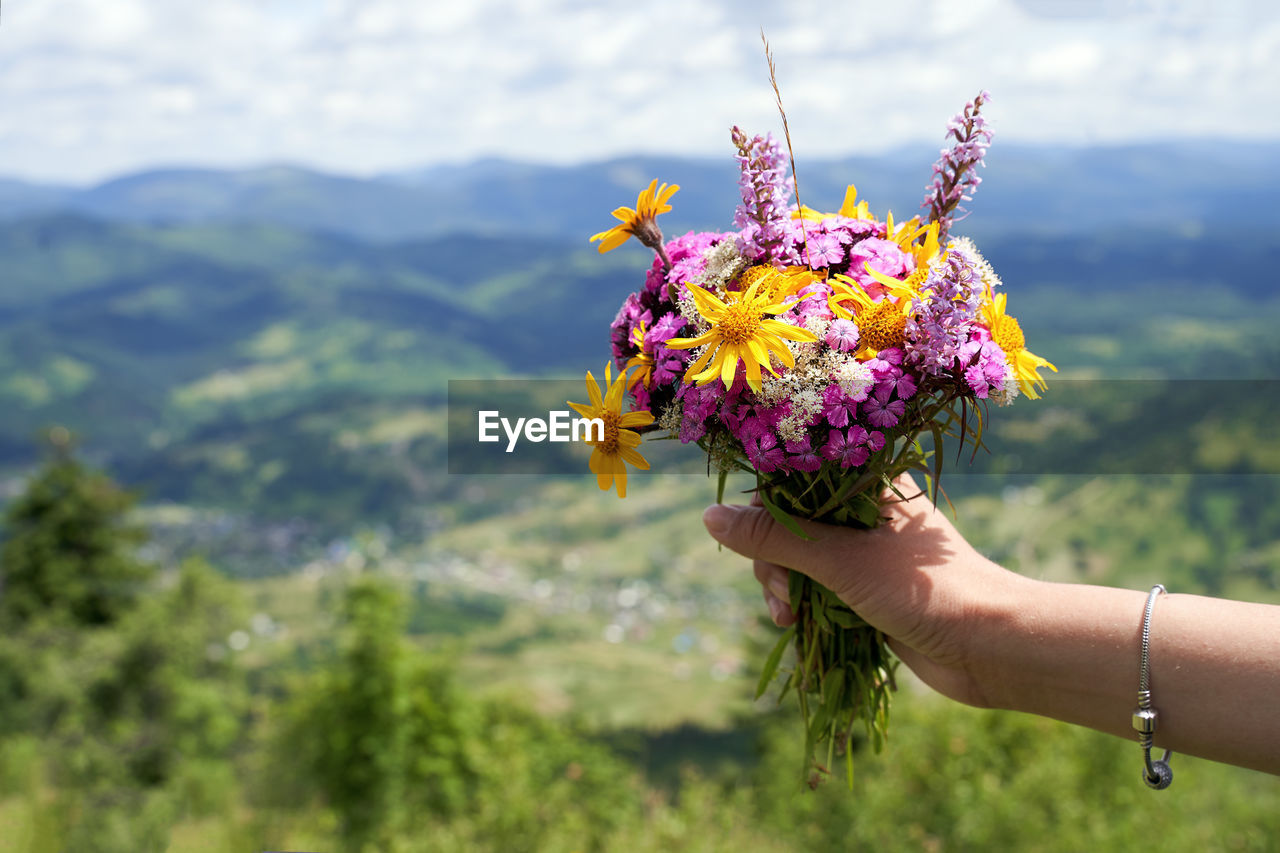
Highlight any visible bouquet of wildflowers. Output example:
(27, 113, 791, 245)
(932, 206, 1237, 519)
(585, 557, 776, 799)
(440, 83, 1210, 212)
(573, 89, 1054, 784)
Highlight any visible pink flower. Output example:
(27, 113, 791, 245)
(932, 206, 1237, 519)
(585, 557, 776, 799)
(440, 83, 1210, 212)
(825, 319, 860, 353)
(845, 238, 913, 298)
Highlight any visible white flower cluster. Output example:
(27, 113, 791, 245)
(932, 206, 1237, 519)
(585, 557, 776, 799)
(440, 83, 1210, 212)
(676, 289, 703, 326)
(658, 399, 688, 439)
(695, 240, 749, 293)
(756, 340, 868, 445)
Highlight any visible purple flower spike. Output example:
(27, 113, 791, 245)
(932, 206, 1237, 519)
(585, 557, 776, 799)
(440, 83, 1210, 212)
(905, 245, 985, 378)
(731, 127, 794, 264)
(922, 91, 993, 242)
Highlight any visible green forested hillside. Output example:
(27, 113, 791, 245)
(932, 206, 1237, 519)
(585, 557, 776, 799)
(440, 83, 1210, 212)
(2, 203, 1280, 851)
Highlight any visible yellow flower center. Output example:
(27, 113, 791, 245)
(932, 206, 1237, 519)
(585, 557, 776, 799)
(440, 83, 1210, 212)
(903, 267, 929, 290)
(992, 315, 1025, 356)
(856, 300, 907, 351)
(718, 302, 763, 345)
(596, 410, 621, 456)
(734, 265, 775, 292)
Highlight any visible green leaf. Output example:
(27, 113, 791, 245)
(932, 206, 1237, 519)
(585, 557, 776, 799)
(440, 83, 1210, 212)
(758, 487, 815, 541)
(755, 624, 797, 700)
(812, 599, 832, 633)
(826, 608, 858, 629)
(929, 424, 945, 504)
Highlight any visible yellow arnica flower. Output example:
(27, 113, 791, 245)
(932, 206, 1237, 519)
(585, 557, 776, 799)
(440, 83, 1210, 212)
(666, 281, 818, 392)
(793, 184, 873, 222)
(829, 271, 922, 360)
(981, 289, 1057, 400)
(589, 179, 679, 253)
(567, 364, 654, 498)
(625, 321, 654, 390)
(732, 264, 816, 304)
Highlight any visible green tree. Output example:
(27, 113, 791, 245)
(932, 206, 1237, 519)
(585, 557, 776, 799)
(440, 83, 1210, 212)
(274, 576, 644, 852)
(279, 578, 478, 851)
(0, 429, 153, 628)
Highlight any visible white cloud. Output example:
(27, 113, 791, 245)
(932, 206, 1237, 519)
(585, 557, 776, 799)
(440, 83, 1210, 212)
(0, 0, 1277, 183)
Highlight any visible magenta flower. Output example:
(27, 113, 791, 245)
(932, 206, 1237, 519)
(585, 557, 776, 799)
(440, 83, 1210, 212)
(747, 433, 787, 473)
(863, 386, 905, 429)
(821, 430, 870, 469)
(821, 384, 859, 428)
(962, 338, 1009, 399)
(788, 448, 824, 472)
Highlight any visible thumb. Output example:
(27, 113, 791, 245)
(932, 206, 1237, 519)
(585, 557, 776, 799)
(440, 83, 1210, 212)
(702, 503, 846, 593)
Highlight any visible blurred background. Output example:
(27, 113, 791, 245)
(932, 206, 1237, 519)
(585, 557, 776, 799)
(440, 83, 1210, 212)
(2, 1, 1279, 850)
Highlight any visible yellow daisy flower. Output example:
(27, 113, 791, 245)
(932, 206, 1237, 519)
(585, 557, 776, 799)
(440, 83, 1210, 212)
(732, 264, 816, 304)
(792, 184, 874, 222)
(624, 321, 654, 390)
(665, 280, 818, 392)
(567, 364, 654, 498)
(589, 179, 679, 254)
(828, 271, 922, 360)
(980, 289, 1057, 400)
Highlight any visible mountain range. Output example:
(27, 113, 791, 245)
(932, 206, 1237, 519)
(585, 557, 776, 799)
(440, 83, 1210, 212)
(1, 142, 1278, 548)
(3, 140, 1277, 243)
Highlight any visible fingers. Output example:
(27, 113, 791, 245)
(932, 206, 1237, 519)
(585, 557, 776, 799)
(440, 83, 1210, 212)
(753, 558, 789, 602)
(702, 503, 849, 594)
(754, 559, 794, 626)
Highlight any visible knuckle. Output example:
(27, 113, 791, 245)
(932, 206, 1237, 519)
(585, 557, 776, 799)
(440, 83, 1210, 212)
(738, 507, 779, 553)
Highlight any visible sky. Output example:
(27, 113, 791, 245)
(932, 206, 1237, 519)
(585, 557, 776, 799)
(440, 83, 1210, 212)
(1, 0, 1278, 185)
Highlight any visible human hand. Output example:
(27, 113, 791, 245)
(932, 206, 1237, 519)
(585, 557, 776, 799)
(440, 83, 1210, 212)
(702, 475, 1028, 709)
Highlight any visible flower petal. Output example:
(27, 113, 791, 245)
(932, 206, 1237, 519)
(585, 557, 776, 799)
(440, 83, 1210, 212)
(619, 410, 654, 428)
(591, 227, 631, 253)
(665, 329, 718, 350)
(762, 319, 818, 342)
(620, 446, 649, 469)
(682, 345, 717, 383)
(719, 344, 739, 386)
(585, 371, 603, 409)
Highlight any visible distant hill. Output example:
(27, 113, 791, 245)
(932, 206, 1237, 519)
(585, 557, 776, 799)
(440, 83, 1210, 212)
(1, 181, 1277, 540)
(3, 141, 1277, 242)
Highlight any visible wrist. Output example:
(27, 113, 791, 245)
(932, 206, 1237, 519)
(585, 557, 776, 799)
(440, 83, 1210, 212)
(958, 569, 1045, 712)
(971, 577, 1146, 739)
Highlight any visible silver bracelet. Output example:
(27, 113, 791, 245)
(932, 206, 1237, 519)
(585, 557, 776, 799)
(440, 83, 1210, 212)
(1132, 584, 1174, 789)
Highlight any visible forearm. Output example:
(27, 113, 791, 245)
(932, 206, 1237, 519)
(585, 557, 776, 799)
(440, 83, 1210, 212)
(976, 577, 1280, 774)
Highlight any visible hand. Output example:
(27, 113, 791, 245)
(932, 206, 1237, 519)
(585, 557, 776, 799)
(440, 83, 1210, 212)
(702, 475, 1027, 709)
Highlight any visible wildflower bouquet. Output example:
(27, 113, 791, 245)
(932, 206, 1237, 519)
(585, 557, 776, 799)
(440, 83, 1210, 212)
(575, 89, 1054, 784)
